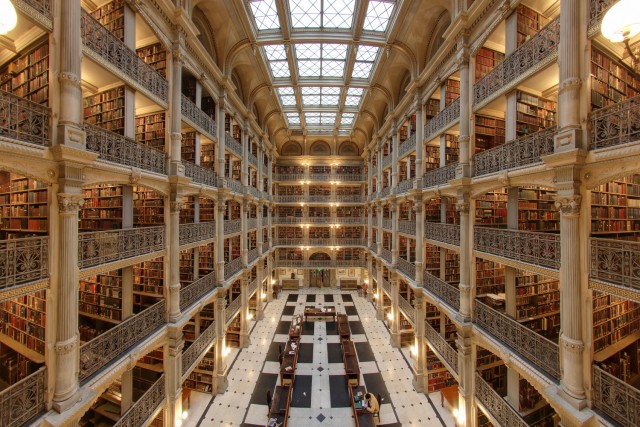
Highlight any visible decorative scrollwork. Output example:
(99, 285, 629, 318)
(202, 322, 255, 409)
(474, 227, 560, 270)
(592, 364, 640, 427)
(424, 222, 460, 246)
(181, 94, 217, 139)
(423, 163, 457, 189)
(225, 134, 243, 158)
(589, 96, 640, 150)
(179, 222, 216, 246)
(114, 375, 165, 427)
(248, 247, 259, 264)
(223, 219, 242, 236)
(425, 320, 458, 374)
(225, 296, 242, 324)
(475, 372, 528, 427)
(398, 293, 415, 324)
(224, 257, 243, 280)
(396, 257, 416, 281)
(588, 0, 618, 37)
(0, 236, 48, 291)
(180, 271, 217, 311)
(424, 99, 460, 142)
(183, 161, 217, 187)
(590, 238, 640, 293)
(423, 271, 460, 311)
(0, 367, 46, 427)
(182, 321, 217, 376)
(0, 89, 51, 146)
(381, 248, 393, 265)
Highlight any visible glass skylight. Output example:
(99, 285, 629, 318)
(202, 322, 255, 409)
(249, 0, 280, 30)
(277, 87, 297, 106)
(344, 87, 364, 107)
(304, 112, 337, 126)
(289, 0, 355, 29)
(296, 44, 347, 78)
(301, 87, 341, 106)
(340, 113, 355, 126)
(264, 45, 290, 78)
(363, 0, 395, 32)
(286, 112, 301, 126)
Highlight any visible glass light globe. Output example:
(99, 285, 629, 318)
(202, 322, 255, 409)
(601, 0, 640, 42)
(0, 0, 17, 35)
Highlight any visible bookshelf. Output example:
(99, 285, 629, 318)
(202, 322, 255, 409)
(425, 145, 440, 171)
(277, 185, 304, 196)
(477, 347, 506, 393)
(475, 189, 507, 226)
(135, 112, 166, 150)
(180, 196, 195, 224)
(134, 186, 164, 226)
(399, 313, 414, 347)
(475, 47, 504, 83)
(182, 74, 197, 102)
(133, 258, 164, 298)
(138, 348, 164, 372)
(335, 186, 360, 196)
(276, 165, 305, 175)
(310, 165, 331, 175)
(90, 0, 125, 41)
(309, 186, 330, 196)
(515, 90, 556, 137)
(336, 206, 362, 218)
(445, 134, 460, 164)
(0, 291, 46, 365)
(278, 227, 303, 239)
(183, 308, 216, 393)
(199, 244, 215, 277)
(309, 206, 330, 217)
(0, 172, 48, 239)
(180, 249, 194, 286)
(226, 315, 241, 348)
(201, 142, 216, 169)
(224, 236, 241, 262)
(592, 291, 640, 357)
(516, 5, 549, 47)
(84, 86, 126, 134)
(136, 43, 167, 78)
(445, 79, 460, 106)
(0, 37, 49, 105)
(425, 98, 440, 121)
(475, 258, 505, 296)
(182, 132, 197, 164)
(80, 185, 123, 231)
(519, 188, 559, 232)
(424, 198, 441, 223)
(474, 114, 505, 153)
(444, 251, 459, 284)
(516, 272, 560, 340)
(79, 272, 122, 324)
(309, 227, 330, 239)
(590, 47, 640, 111)
(277, 206, 303, 218)
(335, 166, 362, 175)
(590, 174, 640, 239)
(424, 243, 440, 277)
(336, 248, 361, 261)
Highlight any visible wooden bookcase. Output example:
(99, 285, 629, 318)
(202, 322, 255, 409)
(425, 145, 440, 171)
(516, 5, 549, 47)
(590, 174, 640, 239)
(592, 290, 640, 357)
(445, 79, 460, 106)
(0, 172, 48, 239)
(225, 315, 241, 348)
(90, 0, 125, 41)
(277, 206, 303, 218)
(80, 185, 123, 231)
(180, 196, 195, 224)
(424, 243, 440, 277)
(590, 47, 640, 111)
(200, 198, 215, 222)
(198, 244, 215, 277)
(477, 347, 506, 393)
(425, 98, 440, 122)
(444, 134, 460, 164)
(475, 258, 505, 296)
(180, 248, 194, 286)
(309, 227, 330, 239)
(309, 185, 330, 196)
(518, 188, 559, 232)
(79, 272, 123, 323)
(475, 46, 504, 83)
(0, 290, 47, 367)
(474, 114, 505, 153)
(0, 37, 49, 105)
(444, 251, 459, 284)
(515, 90, 556, 137)
(135, 112, 166, 150)
(276, 165, 305, 175)
(84, 86, 126, 134)
(516, 272, 560, 340)
(133, 258, 164, 298)
(134, 186, 164, 226)
(475, 189, 507, 226)
(136, 43, 167, 78)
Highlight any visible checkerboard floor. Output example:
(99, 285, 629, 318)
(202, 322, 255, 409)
(186, 289, 452, 427)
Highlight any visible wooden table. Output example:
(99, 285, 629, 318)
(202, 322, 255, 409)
(304, 306, 337, 322)
(337, 314, 351, 340)
(280, 339, 299, 386)
(342, 339, 360, 387)
(289, 315, 303, 340)
(349, 385, 375, 427)
(268, 385, 291, 427)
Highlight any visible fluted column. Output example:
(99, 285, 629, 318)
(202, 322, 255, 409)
(268, 152, 274, 196)
(240, 274, 250, 347)
(391, 200, 399, 265)
(216, 98, 227, 179)
(367, 204, 373, 247)
(241, 200, 248, 266)
(215, 297, 228, 393)
(412, 294, 426, 392)
(167, 198, 182, 322)
(414, 201, 424, 284)
(169, 47, 183, 175)
(165, 326, 184, 427)
(391, 127, 399, 188)
(52, 193, 84, 411)
(216, 200, 226, 285)
(242, 127, 250, 187)
(456, 193, 472, 322)
(256, 266, 264, 320)
(57, 0, 85, 149)
(415, 98, 424, 184)
(389, 274, 400, 347)
(257, 202, 264, 254)
(456, 324, 474, 427)
(457, 51, 471, 176)
(376, 203, 383, 254)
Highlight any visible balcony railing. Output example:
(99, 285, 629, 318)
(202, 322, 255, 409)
(423, 163, 457, 189)
(247, 186, 260, 199)
(179, 221, 216, 246)
(369, 241, 377, 252)
(381, 248, 392, 264)
(78, 226, 165, 269)
(397, 257, 416, 280)
(473, 128, 556, 177)
(371, 265, 378, 278)
(182, 321, 217, 377)
(398, 294, 415, 324)
(224, 257, 243, 280)
(382, 218, 392, 231)
(396, 179, 414, 194)
(263, 240, 271, 251)
(248, 152, 259, 167)
(248, 247, 259, 264)
(224, 219, 241, 235)
(475, 300, 559, 379)
(85, 124, 166, 175)
(81, 10, 168, 103)
(247, 218, 258, 230)
(425, 321, 458, 374)
(382, 155, 392, 169)
(398, 134, 416, 158)
(183, 161, 217, 187)
(274, 195, 305, 203)
(379, 187, 391, 198)
(225, 179, 244, 194)
(226, 296, 242, 324)
(590, 238, 640, 293)
(15, 0, 52, 29)
(424, 222, 460, 246)
(474, 227, 560, 270)
(273, 238, 367, 247)
(475, 373, 527, 427)
(274, 260, 366, 268)
(381, 279, 391, 295)
(334, 195, 365, 203)
(225, 134, 243, 158)
(80, 300, 165, 381)
(0, 367, 46, 427)
(181, 94, 217, 139)
(0, 236, 48, 292)
(398, 220, 415, 235)
(592, 364, 640, 427)
(274, 173, 307, 181)
(0, 89, 51, 147)
(334, 173, 366, 182)
(589, 0, 618, 37)
(274, 216, 366, 225)
(423, 271, 460, 311)
(180, 271, 217, 312)
(248, 278, 259, 296)
(114, 375, 165, 427)
(424, 99, 460, 141)
(473, 17, 559, 108)
(589, 96, 640, 150)
(273, 173, 365, 182)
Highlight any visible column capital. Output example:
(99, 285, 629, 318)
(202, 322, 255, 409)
(170, 201, 184, 213)
(57, 193, 85, 213)
(554, 195, 581, 217)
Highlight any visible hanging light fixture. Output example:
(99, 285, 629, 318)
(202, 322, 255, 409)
(0, 0, 17, 35)
(601, 0, 640, 72)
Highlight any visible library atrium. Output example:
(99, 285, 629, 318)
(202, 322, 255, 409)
(0, 0, 639, 426)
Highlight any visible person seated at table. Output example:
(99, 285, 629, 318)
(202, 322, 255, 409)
(364, 393, 380, 425)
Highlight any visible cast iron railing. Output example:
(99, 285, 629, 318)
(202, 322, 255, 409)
(0, 89, 50, 146)
(592, 364, 640, 427)
(0, 367, 46, 427)
(78, 226, 165, 269)
(424, 222, 460, 246)
(589, 96, 640, 150)
(113, 374, 165, 427)
(423, 271, 460, 311)
(423, 163, 457, 189)
(179, 222, 216, 246)
(474, 227, 560, 270)
(425, 320, 458, 374)
(180, 271, 217, 312)
(0, 236, 48, 292)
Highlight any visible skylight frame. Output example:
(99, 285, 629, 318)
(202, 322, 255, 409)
(295, 43, 348, 79)
(248, 0, 281, 31)
(288, 0, 356, 30)
(363, 0, 396, 33)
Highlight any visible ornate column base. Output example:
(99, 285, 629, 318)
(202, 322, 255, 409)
(389, 332, 401, 348)
(52, 391, 81, 413)
(256, 310, 265, 321)
(240, 333, 251, 348)
(215, 370, 229, 394)
(558, 387, 587, 411)
(412, 369, 425, 393)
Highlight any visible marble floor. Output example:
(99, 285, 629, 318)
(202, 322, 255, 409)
(184, 289, 455, 427)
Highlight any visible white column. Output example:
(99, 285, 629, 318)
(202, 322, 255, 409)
(457, 51, 471, 176)
(167, 198, 182, 322)
(240, 273, 250, 347)
(412, 294, 426, 392)
(391, 127, 399, 188)
(169, 48, 183, 175)
(415, 202, 424, 284)
(216, 98, 227, 178)
(389, 274, 400, 347)
(215, 297, 228, 393)
(391, 200, 399, 265)
(257, 202, 264, 254)
(216, 200, 226, 285)
(241, 200, 248, 265)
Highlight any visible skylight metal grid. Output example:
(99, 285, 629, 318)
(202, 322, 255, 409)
(340, 113, 355, 126)
(277, 87, 297, 106)
(344, 87, 364, 107)
(289, 0, 355, 29)
(264, 45, 290, 78)
(286, 112, 301, 126)
(295, 44, 348, 78)
(300, 86, 341, 106)
(304, 112, 337, 126)
(249, 0, 280, 30)
(363, 0, 395, 32)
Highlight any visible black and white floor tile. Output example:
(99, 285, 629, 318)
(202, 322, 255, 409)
(186, 289, 454, 427)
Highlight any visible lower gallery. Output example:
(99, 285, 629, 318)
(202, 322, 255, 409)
(0, 0, 638, 426)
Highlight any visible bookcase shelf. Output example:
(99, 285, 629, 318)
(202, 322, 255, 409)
(135, 112, 166, 150)
(180, 248, 194, 286)
(0, 291, 46, 361)
(0, 37, 49, 105)
(515, 90, 556, 137)
(80, 184, 123, 231)
(516, 5, 549, 47)
(516, 272, 560, 340)
(0, 172, 49, 239)
(133, 258, 164, 298)
(134, 186, 164, 226)
(476, 258, 505, 296)
(590, 47, 640, 111)
(591, 174, 640, 239)
(136, 43, 167, 78)
(592, 290, 640, 356)
(198, 243, 215, 277)
(425, 98, 440, 122)
(475, 46, 504, 83)
(519, 188, 559, 232)
(84, 86, 125, 134)
(79, 272, 123, 323)
(444, 251, 459, 284)
(445, 79, 460, 106)
(225, 314, 241, 348)
(90, 0, 125, 41)
(474, 114, 505, 153)
(475, 189, 507, 226)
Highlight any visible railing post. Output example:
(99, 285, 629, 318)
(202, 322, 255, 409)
(215, 297, 228, 393)
(412, 294, 426, 392)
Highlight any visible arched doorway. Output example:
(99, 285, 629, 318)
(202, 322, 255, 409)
(309, 252, 331, 287)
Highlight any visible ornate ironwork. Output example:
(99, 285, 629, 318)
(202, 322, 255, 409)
(398, 134, 416, 158)
(398, 220, 415, 235)
(473, 17, 559, 107)
(590, 238, 640, 293)
(226, 296, 242, 324)
(381, 248, 392, 264)
(396, 179, 414, 194)
(248, 247, 259, 264)
(589, 0, 618, 37)
(224, 257, 243, 280)
(398, 294, 415, 324)
(0, 89, 50, 147)
(78, 226, 165, 269)
(85, 124, 166, 174)
(248, 278, 259, 296)
(424, 222, 460, 246)
(334, 195, 364, 203)
(114, 375, 165, 427)
(184, 161, 217, 187)
(475, 373, 528, 427)
(381, 155, 392, 169)
(474, 227, 560, 270)
(379, 187, 391, 198)
(247, 186, 260, 199)
(425, 321, 458, 374)
(475, 300, 559, 379)
(225, 179, 244, 194)
(225, 134, 243, 158)
(589, 95, 640, 150)
(181, 94, 217, 139)
(247, 218, 258, 230)
(81, 10, 168, 103)
(14, 0, 52, 29)
(397, 257, 416, 280)
(473, 128, 556, 176)
(224, 219, 241, 235)
(179, 221, 216, 246)
(180, 271, 217, 311)
(182, 321, 217, 376)
(423, 163, 457, 189)
(369, 242, 377, 252)
(333, 173, 365, 182)
(0, 367, 46, 427)
(274, 173, 307, 181)
(423, 271, 460, 311)
(274, 195, 305, 203)
(381, 279, 391, 295)
(248, 152, 259, 167)
(382, 218, 392, 231)
(80, 301, 165, 381)
(0, 236, 48, 292)
(592, 364, 640, 427)
(424, 99, 460, 141)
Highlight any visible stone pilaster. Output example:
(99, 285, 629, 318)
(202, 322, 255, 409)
(376, 262, 384, 320)
(53, 193, 85, 411)
(391, 200, 399, 265)
(391, 126, 399, 188)
(256, 264, 264, 320)
(241, 200, 248, 266)
(456, 48, 471, 177)
(414, 201, 424, 284)
(267, 256, 274, 302)
(242, 127, 250, 187)
(389, 274, 401, 348)
(169, 46, 184, 176)
(257, 202, 263, 254)
(216, 200, 226, 285)
(456, 324, 474, 427)
(415, 98, 424, 186)
(165, 326, 184, 427)
(216, 97, 227, 178)
(215, 297, 228, 393)
(167, 197, 183, 322)
(412, 294, 426, 392)
(240, 274, 250, 347)
(376, 203, 383, 254)
(456, 193, 472, 322)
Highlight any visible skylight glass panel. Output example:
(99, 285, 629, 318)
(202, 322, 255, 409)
(298, 60, 321, 77)
(344, 88, 364, 107)
(324, 0, 356, 28)
(249, 0, 280, 30)
(264, 45, 287, 60)
(323, 44, 348, 60)
(322, 60, 345, 77)
(304, 113, 336, 126)
(286, 112, 301, 125)
(278, 87, 297, 106)
(305, 113, 321, 124)
(352, 62, 374, 79)
(295, 44, 347, 78)
(356, 45, 379, 62)
(340, 113, 355, 125)
(347, 88, 364, 96)
(296, 44, 322, 59)
(363, 0, 395, 32)
(269, 61, 290, 78)
(289, 0, 321, 28)
(320, 113, 336, 124)
(301, 87, 341, 105)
